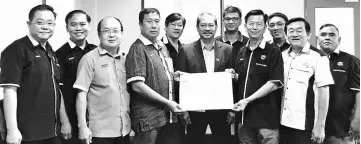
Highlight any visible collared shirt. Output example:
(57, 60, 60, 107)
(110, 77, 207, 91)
(235, 38, 284, 129)
(325, 48, 360, 137)
(269, 39, 291, 52)
(201, 40, 215, 73)
(55, 40, 96, 136)
(0, 35, 61, 141)
(126, 34, 174, 132)
(67, 39, 86, 50)
(281, 42, 334, 130)
(73, 46, 131, 137)
(216, 31, 249, 68)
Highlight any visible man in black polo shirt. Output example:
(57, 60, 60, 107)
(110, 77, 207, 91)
(317, 23, 360, 144)
(56, 10, 96, 144)
(0, 4, 71, 144)
(267, 12, 290, 52)
(229, 9, 284, 144)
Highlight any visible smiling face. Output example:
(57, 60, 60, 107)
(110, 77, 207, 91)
(245, 15, 266, 39)
(66, 13, 91, 43)
(317, 26, 341, 54)
(98, 17, 122, 50)
(197, 14, 217, 40)
(268, 16, 286, 39)
(165, 19, 184, 39)
(223, 12, 241, 32)
(27, 10, 55, 44)
(287, 21, 311, 49)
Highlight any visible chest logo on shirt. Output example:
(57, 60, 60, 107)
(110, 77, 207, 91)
(68, 57, 75, 60)
(337, 61, 343, 67)
(261, 55, 266, 60)
(101, 64, 108, 68)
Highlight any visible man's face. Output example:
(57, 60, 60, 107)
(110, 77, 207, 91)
(98, 18, 122, 49)
(223, 12, 241, 32)
(27, 10, 55, 43)
(317, 26, 341, 53)
(140, 12, 160, 42)
(165, 19, 184, 39)
(245, 15, 266, 39)
(197, 14, 217, 40)
(268, 16, 286, 39)
(66, 13, 91, 43)
(287, 21, 311, 48)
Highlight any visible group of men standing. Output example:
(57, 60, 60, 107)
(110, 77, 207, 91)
(0, 4, 359, 144)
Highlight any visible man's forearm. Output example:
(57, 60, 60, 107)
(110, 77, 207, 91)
(3, 87, 18, 131)
(315, 86, 330, 127)
(353, 92, 360, 122)
(246, 81, 279, 102)
(60, 91, 70, 124)
(76, 91, 87, 128)
(131, 81, 171, 106)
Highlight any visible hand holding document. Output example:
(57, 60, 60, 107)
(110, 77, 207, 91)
(179, 72, 234, 111)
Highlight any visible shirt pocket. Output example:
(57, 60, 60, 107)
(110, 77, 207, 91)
(255, 62, 268, 74)
(293, 65, 311, 84)
(93, 62, 110, 86)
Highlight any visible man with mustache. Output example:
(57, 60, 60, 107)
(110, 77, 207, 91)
(230, 9, 284, 144)
(0, 4, 71, 144)
(56, 10, 96, 144)
(279, 18, 334, 144)
(267, 12, 290, 52)
(178, 12, 233, 144)
(317, 24, 360, 144)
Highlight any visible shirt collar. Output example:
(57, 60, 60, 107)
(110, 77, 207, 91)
(97, 45, 124, 57)
(246, 38, 266, 51)
(287, 42, 311, 54)
(139, 34, 163, 50)
(201, 40, 215, 50)
(27, 33, 40, 47)
(222, 31, 243, 42)
(68, 39, 86, 50)
(333, 47, 340, 54)
(162, 35, 182, 45)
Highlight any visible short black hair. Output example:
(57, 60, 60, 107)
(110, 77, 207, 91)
(65, 10, 91, 24)
(286, 17, 311, 34)
(139, 8, 160, 24)
(319, 23, 339, 33)
(268, 12, 288, 24)
(29, 4, 57, 22)
(97, 17, 124, 33)
(223, 6, 242, 19)
(165, 13, 186, 27)
(196, 12, 217, 27)
(245, 9, 268, 24)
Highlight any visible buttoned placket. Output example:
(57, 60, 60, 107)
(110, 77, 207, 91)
(282, 52, 300, 118)
(45, 47, 58, 136)
(156, 44, 176, 123)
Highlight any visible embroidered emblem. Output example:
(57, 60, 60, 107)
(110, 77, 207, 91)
(68, 57, 74, 60)
(35, 55, 41, 58)
(261, 55, 266, 60)
(216, 58, 220, 61)
(101, 64, 108, 68)
(337, 61, 343, 66)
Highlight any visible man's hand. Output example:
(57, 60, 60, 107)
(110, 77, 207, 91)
(311, 125, 325, 144)
(226, 111, 236, 125)
(350, 119, 360, 133)
(232, 99, 250, 112)
(167, 101, 184, 113)
(79, 126, 92, 144)
(225, 68, 238, 80)
(173, 71, 187, 81)
(6, 128, 22, 144)
(61, 121, 72, 140)
(179, 111, 191, 126)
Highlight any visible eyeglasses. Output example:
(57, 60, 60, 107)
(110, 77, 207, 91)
(33, 21, 55, 26)
(100, 29, 121, 35)
(224, 17, 239, 22)
(246, 22, 264, 28)
(269, 22, 285, 29)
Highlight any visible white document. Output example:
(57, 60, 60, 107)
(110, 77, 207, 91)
(179, 72, 234, 111)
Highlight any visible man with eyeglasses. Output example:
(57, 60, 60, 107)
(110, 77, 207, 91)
(0, 4, 71, 144)
(74, 17, 131, 144)
(178, 12, 233, 144)
(126, 8, 184, 144)
(229, 9, 284, 144)
(268, 12, 290, 52)
(55, 10, 96, 144)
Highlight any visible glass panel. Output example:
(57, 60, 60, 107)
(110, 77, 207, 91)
(315, 7, 354, 55)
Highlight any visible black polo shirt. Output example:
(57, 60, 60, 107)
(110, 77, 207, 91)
(326, 50, 360, 137)
(235, 40, 284, 129)
(0, 35, 61, 141)
(55, 40, 96, 136)
(270, 39, 291, 52)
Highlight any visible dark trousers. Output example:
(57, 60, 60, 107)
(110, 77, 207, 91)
(279, 125, 317, 144)
(22, 137, 57, 144)
(186, 110, 231, 144)
(92, 135, 130, 144)
(132, 123, 185, 144)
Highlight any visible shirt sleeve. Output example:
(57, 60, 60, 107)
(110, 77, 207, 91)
(73, 54, 94, 92)
(315, 56, 334, 87)
(0, 43, 23, 87)
(125, 43, 146, 83)
(268, 48, 284, 88)
(349, 56, 360, 91)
